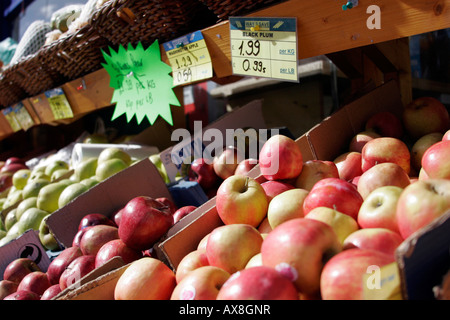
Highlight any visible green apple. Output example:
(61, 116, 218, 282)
(0, 198, 6, 210)
(74, 157, 98, 181)
(39, 216, 60, 251)
(16, 207, 49, 234)
(22, 178, 51, 199)
(80, 177, 99, 189)
(44, 160, 69, 178)
(58, 182, 88, 208)
(36, 181, 69, 213)
(4, 208, 17, 231)
(0, 230, 6, 240)
(83, 133, 109, 144)
(51, 168, 70, 181)
(149, 154, 170, 183)
(3, 189, 22, 209)
(15, 196, 37, 220)
(95, 158, 128, 181)
(0, 234, 16, 246)
(12, 169, 31, 190)
(98, 147, 132, 166)
(0, 216, 5, 231)
(28, 171, 50, 182)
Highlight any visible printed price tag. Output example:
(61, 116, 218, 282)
(2, 106, 21, 132)
(45, 88, 74, 120)
(13, 102, 34, 131)
(230, 17, 298, 82)
(163, 31, 213, 86)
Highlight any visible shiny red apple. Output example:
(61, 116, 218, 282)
(95, 239, 142, 268)
(46, 246, 83, 285)
(189, 158, 219, 190)
(59, 255, 96, 291)
(78, 213, 116, 230)
(3, 258, 41, 284)
(173, 205, 197, 224)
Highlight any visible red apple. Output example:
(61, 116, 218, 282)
(260, 180, 295, 203)
(216, 175, 268, 227)
(173, 205, 197, 224)
(402, 97, 450, 139)
(95, 239, 142, 268)
(3, 258, 41, 284)
(112, 208, 124, 227)
(216, 266, 299, 300)
(303, 177, 363, 220)
(357, 162, 410, 199)
(267, 188, 309, 229)
(3, 289, 40, 300)
(0, 162, 28, 174)
(343, 228, 404, 258)
(40, 284, 62, 300)
(365, 111, 404, 139)
(294, 160, 339, 191)
(114, 257, 176, 300)
(188, 158, 219, 189)
(0, 280, 18, 300)
(206, 224, 263, 274)
(411, 132, 443, 171)
(118, 196, 174, 251)
(213, 146, 244, 180)
(78, 213, 116, 230)
(396, 179, 450, 239)
(333, 151, 363, 182)
(259, 134, 303, 181)
(156, 197, 178, 215)
(72, 226, 93, 247)
(234, 158, 258, 176)
(5, 157, 25, 166)
(79, 224, 119, 256)
(176, 249, 209, 283)
(261, 218, 341, 295)
(349, 130, 381, 153)
(46, 246, 83, 285)
(361, 137, 411, 174)
(320, 248, 395, 300)
(17, 271, 51, 296)
(197, 233, 210, 251)
(59, 255, 96, 291)
(171, 266, 230, 300)
(421, 140, 450, 179)
(0, 172, 13, 193)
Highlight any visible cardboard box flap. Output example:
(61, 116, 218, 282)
(396, 210, 450, 300)
(47, 159, 172, 248)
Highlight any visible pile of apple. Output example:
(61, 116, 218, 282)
(110, 96, 450, 300)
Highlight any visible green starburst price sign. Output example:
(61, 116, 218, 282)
(102, 40, 181, 125)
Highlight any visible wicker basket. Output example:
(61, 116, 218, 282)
(200, 0, 285, 21)
(0, 74, 27, 108)
(89, 0, 217, 47)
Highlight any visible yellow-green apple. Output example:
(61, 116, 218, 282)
(3, 289, 40, 300)
(114, 257, 176, 300)
(40, 284, 61, 300)
(402, 97, 450, 139)
(3, 258, 40, 284)
(361, 137, 411, 174)
(245, 253, 263, 268)
(216, 266, 299, 300)
(149, 154, 170, 184)
(44, 160, 69, 178)
(98, 147, 132, 166)
(188, 157, 219, 190)
(234, 158, 258, 176)
(58, 182, 88, 208)
(80, 177, 99, 189)
(171, 266, 230, 300)
(206, 224, 263, 274)
(59, 255, 96, 291)
(365, 111, 404, 139)
(74, 157, 98, 181)
(396, 179, 450, 239)
(15, 196, 37, 220)
(17, 271, 51, 296)
(411, 132, 443, 171)
(95, 239, 142, 268)
(46, 246, 83, 285)
(15, 207, 49, 234)
(267, 188, 309, 229)
(357, 185, 403, 233)
(22, 178, 50, 199)
(421, 140, 450, 179)
(0, 280, 18, 299)
(334, 151, 363, 182)
(173, 205, 197, 224)
(349, 130, 381, 153)
(36, 181, 70, 213)
(118, 196, 174, 251)
(261, 218, 341, 295)
(79, 224, 119, 256)
(260, 180, 294, 203)
(357, 162, 410, 199)
(78, 213, 117, 230)
(95, 158, 129, 181)
(305, 206, 359, 245)
(12, 169, 31, 190)
(295, 160, 339, 191)
(4, 209, 17, 231)
(259, 134, 303, 181)
(176, 249, 209, 283)
(216, 175, 268, 227)
(320, 248, 395, 300)
(156, 197, 177, 214)
(39, 216, 60, 251)
(213, 146, 244, 180)
(51, 169, 70, 181)
(342, 228, 404, 258)
(303, 177, 363, 220)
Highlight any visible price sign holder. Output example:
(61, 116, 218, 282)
(229, 17, 299, 82)
(45, 88, 74, 120)
(12, 102, 34, 131)
(1, 106, 21, 132)
(163, 31, 213, 86)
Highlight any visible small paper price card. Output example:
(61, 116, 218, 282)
(230, 17, 298, 82)
(12, 102, 34, 131)
(45, 88, 74, 120)
(2, 106, 21, 132)
(163, 31, 213, 86)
